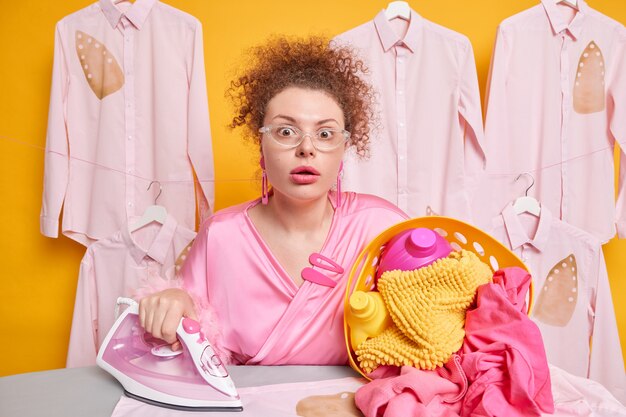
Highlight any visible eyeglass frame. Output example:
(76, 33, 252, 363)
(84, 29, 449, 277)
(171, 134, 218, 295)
(258, 124, 351, 151)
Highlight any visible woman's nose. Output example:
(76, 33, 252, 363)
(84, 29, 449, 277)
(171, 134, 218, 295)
(296, 134, 316, 157)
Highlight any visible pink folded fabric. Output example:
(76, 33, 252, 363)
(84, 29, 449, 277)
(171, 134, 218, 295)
(460, 267, 554, 416)
(355, 356, 468, 417)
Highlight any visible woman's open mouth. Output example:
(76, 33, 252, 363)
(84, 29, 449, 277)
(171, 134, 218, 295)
(290, 166, 320, 184)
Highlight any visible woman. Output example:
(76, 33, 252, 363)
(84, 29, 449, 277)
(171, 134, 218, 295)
(139, 36, 408, 365)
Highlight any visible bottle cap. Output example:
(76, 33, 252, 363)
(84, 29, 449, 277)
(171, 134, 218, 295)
(376, 227, 452, 278)
(349, 291, 376, 320)
(408, 228, 438, 256)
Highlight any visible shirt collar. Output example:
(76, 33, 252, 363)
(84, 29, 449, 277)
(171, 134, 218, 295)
(501, 203, 552, 251)
(540, 0, 589, 40)
(122, 214, 178, 265)
(99, 0, 156, 30)
(373, 8, 422, 53)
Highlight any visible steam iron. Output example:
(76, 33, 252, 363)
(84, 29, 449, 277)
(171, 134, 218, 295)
(97, 298, 243, 411)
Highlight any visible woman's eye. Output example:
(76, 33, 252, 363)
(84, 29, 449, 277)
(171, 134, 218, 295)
(318, 130, 334, 140)
(278, 127, 295, 137)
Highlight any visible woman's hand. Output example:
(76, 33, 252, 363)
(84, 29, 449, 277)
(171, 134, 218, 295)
(139, 288, 197, 351)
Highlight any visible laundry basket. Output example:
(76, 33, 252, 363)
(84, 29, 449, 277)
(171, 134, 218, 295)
(343, 216, 533, 380)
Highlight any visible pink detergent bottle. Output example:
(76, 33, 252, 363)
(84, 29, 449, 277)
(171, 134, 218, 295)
(346, 228, 453, 351)
(376, 227, 452, 278)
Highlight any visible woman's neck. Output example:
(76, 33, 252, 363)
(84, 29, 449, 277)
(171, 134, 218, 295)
(264, 192, 334, 235)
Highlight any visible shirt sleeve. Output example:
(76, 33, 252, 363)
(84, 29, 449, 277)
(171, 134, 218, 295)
(40, 22, 70, 238)
(588, 246, 626, 403)
(66, 256, 98, 368)
(617, 151, 626, 238)
(186, 20, 214, 223)
(483, 26, 509, 157)
(609, 29, 626, 238)
(470, 26, 509, 229)
(458, 39, 486, 222)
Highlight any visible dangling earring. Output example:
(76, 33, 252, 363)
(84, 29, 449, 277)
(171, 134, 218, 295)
(336, 161, 343, 208)
(260, 156, 269, 205)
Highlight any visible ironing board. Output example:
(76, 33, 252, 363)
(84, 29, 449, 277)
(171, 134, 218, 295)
(0, 365, 358, 417)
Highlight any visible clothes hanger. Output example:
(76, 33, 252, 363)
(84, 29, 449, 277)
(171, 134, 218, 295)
(385, 1, 411, 21)
(130, 181, 167, 232)
(513, 173, 541, 217)
(557, 0, 578, 10)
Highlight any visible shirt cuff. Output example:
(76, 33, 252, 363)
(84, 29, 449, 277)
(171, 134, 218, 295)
(40, 215, 59, 238)
(616, 221, 626, 240)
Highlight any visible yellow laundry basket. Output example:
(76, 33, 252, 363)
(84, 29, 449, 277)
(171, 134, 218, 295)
(343, 216, 533, 380)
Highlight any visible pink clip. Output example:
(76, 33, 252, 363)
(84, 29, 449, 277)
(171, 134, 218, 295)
(309, 253, 344, 273)
(301, 268, 337, 288)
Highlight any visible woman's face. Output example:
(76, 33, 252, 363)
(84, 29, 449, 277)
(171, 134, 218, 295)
(261, 86, 346, 205)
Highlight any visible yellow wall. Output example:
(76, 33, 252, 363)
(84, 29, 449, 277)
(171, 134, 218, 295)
(0, 0, 624, 376)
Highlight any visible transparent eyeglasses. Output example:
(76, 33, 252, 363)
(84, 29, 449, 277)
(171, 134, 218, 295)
(259, 124, 350, 151)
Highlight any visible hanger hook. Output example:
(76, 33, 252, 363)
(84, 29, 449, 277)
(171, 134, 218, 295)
(515, 173, 535, 197)
(147, 181, 162, 205)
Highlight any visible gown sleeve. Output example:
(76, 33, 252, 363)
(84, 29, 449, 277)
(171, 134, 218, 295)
(179, 222, 232, 362)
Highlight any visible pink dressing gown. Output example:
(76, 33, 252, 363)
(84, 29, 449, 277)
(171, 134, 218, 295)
(180, 192, 409, 365)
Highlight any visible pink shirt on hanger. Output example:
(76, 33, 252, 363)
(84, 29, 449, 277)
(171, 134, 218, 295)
(66, 215, 196, 367)
(489, 203, 625, 403)
(477, 0, 626, 242)
(180, 192, 408, 365)
(333, 10, 485, 220)
(41, 0, 214, 246)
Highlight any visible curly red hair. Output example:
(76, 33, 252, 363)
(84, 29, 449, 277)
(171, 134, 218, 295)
(226, 35, 374, 157)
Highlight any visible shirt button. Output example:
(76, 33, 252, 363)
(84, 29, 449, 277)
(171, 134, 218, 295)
(399, 122, 405, 128)
(398, 90, 404, 95)
(128, 202, 133, 207)
(128, 169, 133, 174)
(399, 155, 405, 161)
(398, 58, 404, 64)
(128, 135, 132, 140)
